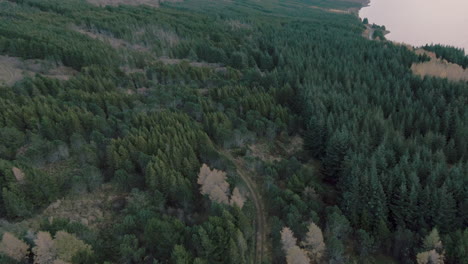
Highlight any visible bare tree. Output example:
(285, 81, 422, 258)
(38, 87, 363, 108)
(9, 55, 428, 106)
(280, 227, 297, 254)
(33, 232, 56, 264)
(197, 164, 230, 205)
(286, 246, 311, 264)
(0, 232, 29, 262)
(32, 231, 92, 264)
(302, 222, 326, 263)
(230, 187, 245, 209)
(198, 164, 247, 208)
(280, 227, 311, 264)
(423, 228, 443, 251)
(416, 250, 444, 264)
(417, 228, 445, 264)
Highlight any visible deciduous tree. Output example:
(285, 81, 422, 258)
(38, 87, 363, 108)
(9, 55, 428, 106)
(0, 232, 29, 262)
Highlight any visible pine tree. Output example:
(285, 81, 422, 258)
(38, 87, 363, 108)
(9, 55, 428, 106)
(322, 131, 349, 182)
(304, 117, 327, 159)
(171, 245, 191, 264)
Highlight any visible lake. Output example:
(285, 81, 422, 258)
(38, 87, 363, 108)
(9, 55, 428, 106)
(359, 0, 468, 54)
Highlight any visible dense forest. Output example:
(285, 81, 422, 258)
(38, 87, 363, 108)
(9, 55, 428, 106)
(0, 0, 467, 263)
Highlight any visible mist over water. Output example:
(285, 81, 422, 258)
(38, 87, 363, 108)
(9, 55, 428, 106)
(359, 0, 468, 54)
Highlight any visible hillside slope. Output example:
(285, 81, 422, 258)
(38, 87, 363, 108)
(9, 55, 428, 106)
(0, 0, 467, 264)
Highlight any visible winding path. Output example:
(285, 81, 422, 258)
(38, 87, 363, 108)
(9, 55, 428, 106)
(222, 150, 267, 264)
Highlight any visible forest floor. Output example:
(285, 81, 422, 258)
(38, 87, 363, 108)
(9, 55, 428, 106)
(74, 27, 150, 52)
(247, 135, 303, 163)
(410, 49, 468, 82)
(0, 56, 24, 86)
(87, 0, 158, 7)
(0, 183, 126, 234)
(309, 5, 351, 14)
(222, 149, 268, 264)
(74, 27, 227, 73)
(0, 56, 77, 86)
(86, 0, 183, 7)
(157, 57, 227, 72)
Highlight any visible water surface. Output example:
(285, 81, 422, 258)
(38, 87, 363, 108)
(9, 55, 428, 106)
(359, 0, 468, 53)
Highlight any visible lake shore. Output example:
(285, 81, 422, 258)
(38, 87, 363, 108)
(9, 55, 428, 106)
(354, 0, 468, 81)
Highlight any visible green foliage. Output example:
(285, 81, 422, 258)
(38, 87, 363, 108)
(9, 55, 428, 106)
(0, 0, 466, 263)
(0, 160, 63, 218)
(423, 44, 468, 68)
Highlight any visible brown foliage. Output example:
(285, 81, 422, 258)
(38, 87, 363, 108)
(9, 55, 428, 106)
(32, 231, 92, 264)
(416, 250, 444, 264)
(0, 232, 29, 261)
(198, 164, 230, 205)
(280, 227, 311, 264)
(417, 228, 445, 264)
(303, 222, 325, 262)
(0, 55, 77, 85)
(411, 60, 468, 82)
(280, 227, 297, 254)
(86, 0, 183, 8)
(286, 246, 311, 264)
(230, 187, 245, 209)
(12, 167, 25, 182)
(33, 232, 56, 264)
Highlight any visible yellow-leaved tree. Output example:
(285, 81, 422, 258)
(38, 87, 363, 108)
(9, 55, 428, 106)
(416, 228, 445, 264)
(280, 227, 310, 264)
(302, 222, 326, 263)
(32, 231, 93, 264)
(0, 232, 29, 262)
(197, 164, 246, 208)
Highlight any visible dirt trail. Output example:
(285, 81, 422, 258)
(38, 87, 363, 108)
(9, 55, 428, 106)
(222, 150, 267, 264)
